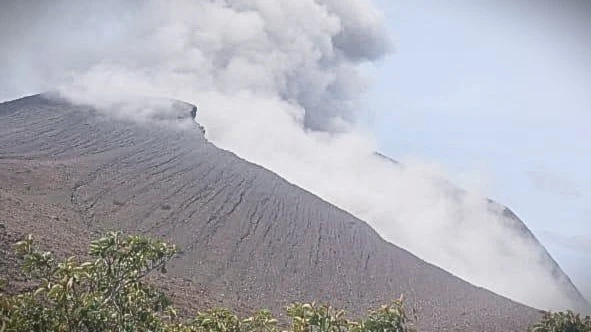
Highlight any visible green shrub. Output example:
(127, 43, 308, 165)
(4, 231, 591, 332)
(0, 231, 177, 331)
(286, 302, 350, 332)
(4, 231, 590, 332)
(0, 232, 416, 332)
(360, 299, 416, 332)
(529, 310, 591, 332)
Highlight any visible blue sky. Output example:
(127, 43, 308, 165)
(365, 0, 591, 299)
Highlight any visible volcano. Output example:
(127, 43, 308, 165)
(0, 94, 587, 331)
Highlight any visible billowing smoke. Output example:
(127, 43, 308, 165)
(1, 0, 388, 131)
(0, 0, 587, 312)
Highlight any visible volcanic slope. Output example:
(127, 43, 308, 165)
(1, 94, 543, 331)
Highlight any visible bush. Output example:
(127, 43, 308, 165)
(529, 310, 591, 332)
(7, 231, 589, 331)
(0, 232, 177, 331)
(0, 232, 416, 332)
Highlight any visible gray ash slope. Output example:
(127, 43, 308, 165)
(0, 94, 565, 331)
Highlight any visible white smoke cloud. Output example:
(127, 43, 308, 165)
(0, 0, 587, 312)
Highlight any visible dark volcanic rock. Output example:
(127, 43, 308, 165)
(0, 94, 543, 331)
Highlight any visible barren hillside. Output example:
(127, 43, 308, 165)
(0, 94, 552, 331)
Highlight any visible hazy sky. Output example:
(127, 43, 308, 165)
(365, 0, 591, 300)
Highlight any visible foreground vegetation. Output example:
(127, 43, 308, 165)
(0, 232, 589, 331)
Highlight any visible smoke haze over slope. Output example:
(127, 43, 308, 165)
(0, 0, 587, 312)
